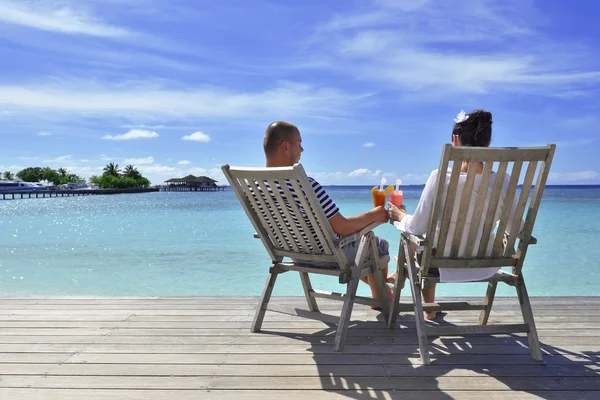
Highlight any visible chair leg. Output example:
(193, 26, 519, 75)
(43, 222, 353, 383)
(478, 281, 498, 325)
(516, 275, 543, 361)
(334, 268, 360, 352)
(372, 261, 390, 322)
(388, 241, 406, 329)
(299, 272, 319, 312)
(368, 234, 390, 321)
(405, 242, 430, 365)
(251, 269, 278, 333)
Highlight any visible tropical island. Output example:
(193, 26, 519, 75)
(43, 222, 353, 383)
(3, 163, 150, 189)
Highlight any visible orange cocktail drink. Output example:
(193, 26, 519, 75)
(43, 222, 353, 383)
(371, 184, 393, 207)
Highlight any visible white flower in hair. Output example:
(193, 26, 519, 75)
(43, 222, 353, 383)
(454, 109, 469, 123)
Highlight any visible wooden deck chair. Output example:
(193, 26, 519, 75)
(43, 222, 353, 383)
(388, 144, 556, 364)
(222, 163, 390, 351)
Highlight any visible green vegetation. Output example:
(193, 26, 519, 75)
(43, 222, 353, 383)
(13, 163, 150, 189)
(15, 167, 85, 185)
(90, 164, 150, 189)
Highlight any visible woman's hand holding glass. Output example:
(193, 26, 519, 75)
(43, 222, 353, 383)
(388, 202, 407, 223)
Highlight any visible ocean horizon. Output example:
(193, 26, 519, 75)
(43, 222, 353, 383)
(2, 185, 599, 297)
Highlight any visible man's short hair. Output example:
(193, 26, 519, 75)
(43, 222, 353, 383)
(263, 121, 298, 156)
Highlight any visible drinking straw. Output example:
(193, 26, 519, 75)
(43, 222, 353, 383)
(379, 177, 386, 192)
(395, 179, 402, 191)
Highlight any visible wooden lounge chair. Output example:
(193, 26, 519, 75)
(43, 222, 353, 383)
(388, 144, 556, 364)
(222, 163, 390, 351)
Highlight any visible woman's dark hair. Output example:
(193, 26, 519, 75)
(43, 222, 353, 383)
(452, 109, 492, 147)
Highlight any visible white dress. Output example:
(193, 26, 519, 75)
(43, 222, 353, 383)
(397, 168, 523, 283)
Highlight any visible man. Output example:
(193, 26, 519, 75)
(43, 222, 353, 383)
(263, 121, 392, 304)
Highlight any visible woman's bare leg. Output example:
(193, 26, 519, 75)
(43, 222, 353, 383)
(422, 283, 437, 320)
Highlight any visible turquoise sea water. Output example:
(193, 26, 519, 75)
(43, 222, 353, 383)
(1, 186, 600, 297)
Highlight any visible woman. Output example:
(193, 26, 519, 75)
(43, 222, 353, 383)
(388, 109, 521, 320)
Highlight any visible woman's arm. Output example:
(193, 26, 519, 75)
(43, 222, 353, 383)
(390, 169, 440, 235)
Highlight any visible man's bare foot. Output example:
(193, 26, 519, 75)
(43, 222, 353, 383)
(424, 311, 437, 320)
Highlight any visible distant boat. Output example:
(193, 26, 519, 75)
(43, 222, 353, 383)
(0, 180, 48, 191)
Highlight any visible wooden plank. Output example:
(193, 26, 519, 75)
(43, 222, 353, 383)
(5, 342, 595, 356)
(450, 160, 478, 257)
(492, 161, 522, 256)
(63, 351, 594, 365)
(436, 159, 461, 255)
(1, 332, 599, 346)
(463, 160, 494, 257)
(1, 389, 597, 400)
(478, 161, 508, 256)
(4, 375, 598, 391)
(449, 147, 550, 162)
(1, 362, 597, 378)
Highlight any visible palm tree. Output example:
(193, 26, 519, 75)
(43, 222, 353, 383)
(123, 165, 141, 179)
(57, 168, 68, 178)
(3, 171, 14, 180)
(103, 162, 121, 177)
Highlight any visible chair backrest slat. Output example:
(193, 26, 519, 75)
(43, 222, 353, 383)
(255, 179, 300, 253)
(463, 161, 494, 257)
(504, 161, 538, 255)
(477, 161, 508, 257)
(424, 144, 555, 273)
(513, 145, 556, 274)
(491, 161, 522, 257)
(222, 164, 346, 267)
(242, 177, 290, 251)
(450, 160, 478, 257)
(287, 178, 334, 254)
(436, 160, 462, 255)
(266, 178, 306, 253)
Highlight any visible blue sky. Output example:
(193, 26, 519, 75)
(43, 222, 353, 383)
(1, 0, 599, 185)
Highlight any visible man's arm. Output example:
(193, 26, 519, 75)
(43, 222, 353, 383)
(328, 207, 389, 237)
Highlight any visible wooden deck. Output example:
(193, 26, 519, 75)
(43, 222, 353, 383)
(0, 296, 599, 399)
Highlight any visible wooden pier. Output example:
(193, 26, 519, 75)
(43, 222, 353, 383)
(0, 187, 159, 200)
(159, 185, 226, 192)
(0, 296, 598, 399)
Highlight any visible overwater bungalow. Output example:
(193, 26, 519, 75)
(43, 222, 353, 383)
(161, 175, 225, 191)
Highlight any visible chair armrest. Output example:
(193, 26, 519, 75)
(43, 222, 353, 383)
(392, 221, 428, 246)
(336, 221, 384, 248)
(504, 233, 537, 246)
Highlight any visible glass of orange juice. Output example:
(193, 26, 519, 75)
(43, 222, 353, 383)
(371, 180, 393, 207)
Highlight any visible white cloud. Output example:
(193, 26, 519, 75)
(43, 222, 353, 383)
(549, 171, 599, 182)
(102, 129, 159, 141)
(348, 168, 382, 177)
(313, 0, 600, 98)
(0, 80, 362, 121)
(0, 1, 131, 37)
(177, 160, 191, 165)
(187, 167, 207, 175)
(123, 157, 154, 165)
(37, 131, 53, 136)
(348, 168, 371, 177)
(137, 164, 178, 174)
(362, 142, 375, 148)
(182, 131, 210, 142)
(43, 155, 73, 164)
